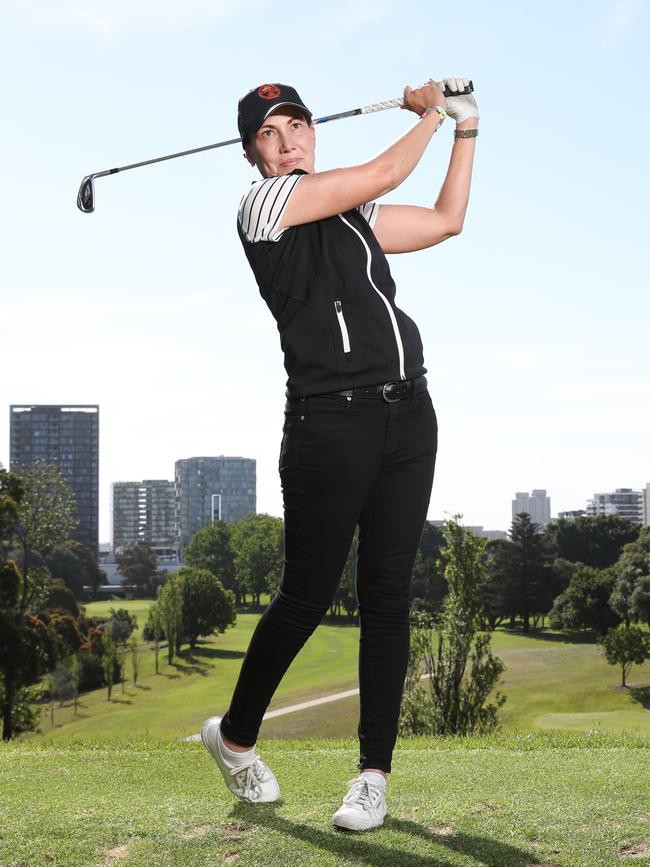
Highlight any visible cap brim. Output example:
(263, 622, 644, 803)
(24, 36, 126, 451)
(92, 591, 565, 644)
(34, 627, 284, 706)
(262, 102, 312, 124)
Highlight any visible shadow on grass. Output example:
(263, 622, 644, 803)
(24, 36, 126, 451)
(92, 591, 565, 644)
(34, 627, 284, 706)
(170, 659, 210, 676)
(230, 804, 536, 867)
(320, 615, 359, 627)
(629, 685, 650, 710)
(168, 646, 245, 676)
(499, 628, 598, 645)
(190, 646, 245, 661)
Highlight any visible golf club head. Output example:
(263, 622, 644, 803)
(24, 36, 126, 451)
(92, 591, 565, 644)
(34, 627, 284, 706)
(77, 176, 95, 213)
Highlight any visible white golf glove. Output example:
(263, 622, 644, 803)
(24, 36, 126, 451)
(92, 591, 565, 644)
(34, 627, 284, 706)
(436, 77, 479, 124)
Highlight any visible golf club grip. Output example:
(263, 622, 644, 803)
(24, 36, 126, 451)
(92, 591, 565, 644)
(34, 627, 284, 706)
(347, 81, 474, 119)
(443, 80, 473, 97)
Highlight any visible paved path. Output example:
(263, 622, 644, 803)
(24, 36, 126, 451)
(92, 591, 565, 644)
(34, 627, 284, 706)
(183, 686, 360, 742)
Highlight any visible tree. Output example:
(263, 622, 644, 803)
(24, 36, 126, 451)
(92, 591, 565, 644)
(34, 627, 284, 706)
(550, 565, 620, 635)
(76, 650, 104, 692)
(47, 608, 84, 657)
(230, 514, 284, 606)
(610, 560, 639, 629)
(329, 532, 358, 619)
(116, 544, 159, 597)
(13, 462, 77, 559)
(631, 575, 650, 630)
(178, 566, 236, 649)
(71, 653, 80, 715)
(42, 579, 80, 618)
(0, 593, 50, 739)
(129, 634, 140, 687)
(101, 631, 117, 700)
(182, 521, 238, 600)
(116, 643, 127, 694)
(146, 603, 163, 674)
(410, 521, 447, 617)
(485, 515, 557, 632)
(1, 468, 62, 739)
(399, 519, 506, 737)
(48, 659, 73, 707)
(399, 612, 437, 735)
(599, 625, 650, 687)
(545, 515, 640, 570)
(106, 607, 138, 643)
(9, 462, 76, 626)
(157, 574, 184, 663)
(612, 528, 650, 629)
(483, 539, 518, 629)
(508, 513, 557, 631)
(44, 540, 105, 597)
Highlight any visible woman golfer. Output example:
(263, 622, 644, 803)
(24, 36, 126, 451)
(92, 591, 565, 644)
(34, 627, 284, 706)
(202, 76, 479, 831)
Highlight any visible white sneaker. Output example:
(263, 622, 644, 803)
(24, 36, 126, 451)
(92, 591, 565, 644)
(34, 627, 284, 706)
(332, 776, 387, 831)
(200, 716, 281, 804)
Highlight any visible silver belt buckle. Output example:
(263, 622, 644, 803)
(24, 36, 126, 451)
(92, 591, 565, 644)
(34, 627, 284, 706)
(382, 382, 402, 403)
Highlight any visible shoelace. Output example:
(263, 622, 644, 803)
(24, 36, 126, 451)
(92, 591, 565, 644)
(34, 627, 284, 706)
(230, 757, 268, 802)
(342, 777, 384, 816)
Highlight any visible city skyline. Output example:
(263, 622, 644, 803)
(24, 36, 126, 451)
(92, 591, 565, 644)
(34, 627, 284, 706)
(1, 0, 648, 539)
(5, 402, 650, 542)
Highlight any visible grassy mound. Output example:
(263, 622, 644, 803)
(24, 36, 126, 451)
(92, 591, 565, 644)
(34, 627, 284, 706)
(1, 731, 649, 866)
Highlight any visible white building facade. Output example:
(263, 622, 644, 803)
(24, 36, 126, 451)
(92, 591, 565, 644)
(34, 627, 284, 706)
(512, 489, 551, 528)
(586, 488, 644, 524)
(111, 479, 177, 555)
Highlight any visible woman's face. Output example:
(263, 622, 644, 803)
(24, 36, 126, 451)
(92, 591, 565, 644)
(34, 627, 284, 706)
(245, 108, 316, 178)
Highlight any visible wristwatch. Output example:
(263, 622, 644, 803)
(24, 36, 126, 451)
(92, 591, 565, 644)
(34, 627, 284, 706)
(422, 105, 447, 125)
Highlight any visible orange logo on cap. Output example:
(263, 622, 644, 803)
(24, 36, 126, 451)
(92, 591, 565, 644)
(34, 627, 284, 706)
(258, 84, 281, 100)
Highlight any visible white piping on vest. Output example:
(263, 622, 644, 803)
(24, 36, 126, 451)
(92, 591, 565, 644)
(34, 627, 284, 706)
(338, 214, 406, 380)
(334, 300, 351, 353)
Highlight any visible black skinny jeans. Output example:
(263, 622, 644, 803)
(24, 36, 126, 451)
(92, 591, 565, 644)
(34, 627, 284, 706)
(220, 385, 437, 773)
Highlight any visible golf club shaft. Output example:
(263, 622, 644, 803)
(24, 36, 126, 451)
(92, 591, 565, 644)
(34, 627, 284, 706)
(88, 99, 405, 180)
(77, 82, 473, 211)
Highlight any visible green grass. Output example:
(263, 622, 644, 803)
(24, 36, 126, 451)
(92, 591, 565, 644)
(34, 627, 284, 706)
(33, 611, 361, 742)
(1, 732, 649, 866)
(30, 604, 650, 742)
(486, 628, 650, 735)
(83, 599, 155, 638)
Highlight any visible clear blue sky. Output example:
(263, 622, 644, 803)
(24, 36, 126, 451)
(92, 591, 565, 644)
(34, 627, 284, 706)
(1, 0, 648, 541)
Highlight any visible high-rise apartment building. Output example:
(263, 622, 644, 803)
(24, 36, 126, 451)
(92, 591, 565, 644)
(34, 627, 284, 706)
(175, 456, 256, 549)
(512, 489, 551, 528)
(644, 483, 650, 526)
(586, 488, 644, 524)
(111, 480, 176, 555)
(9, 405, 99, 554)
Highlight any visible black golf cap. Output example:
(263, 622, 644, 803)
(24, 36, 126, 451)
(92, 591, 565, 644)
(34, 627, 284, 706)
(238, 83, 312, 144)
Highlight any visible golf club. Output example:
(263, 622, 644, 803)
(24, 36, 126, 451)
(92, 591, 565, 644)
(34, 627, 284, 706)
(77, 81, 474, 213)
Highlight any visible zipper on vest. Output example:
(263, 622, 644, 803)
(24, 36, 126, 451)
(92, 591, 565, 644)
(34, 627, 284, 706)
(334, 300, 351, 353)
(337, 214, 406, 379)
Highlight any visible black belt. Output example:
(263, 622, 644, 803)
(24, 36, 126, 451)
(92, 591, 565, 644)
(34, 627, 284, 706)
(290, 375, 423, 404)
(335, 376, 427, 402)
(286, 376, 427, 406)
